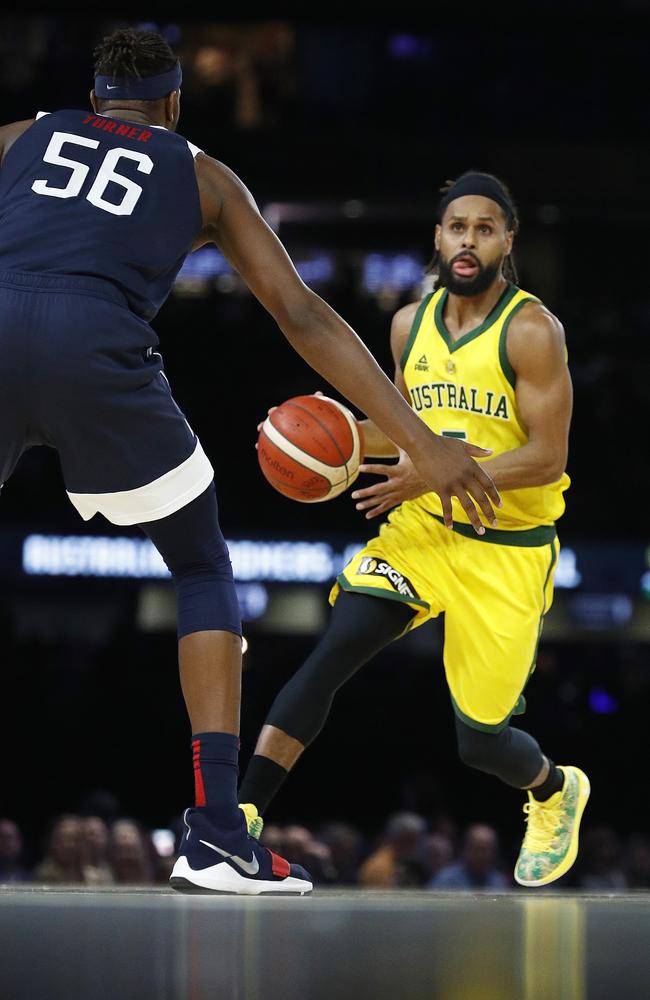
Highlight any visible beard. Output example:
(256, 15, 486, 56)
(437, 253, 501, 297)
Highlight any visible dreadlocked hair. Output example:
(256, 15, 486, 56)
(425, 171, 519, 286)
(93, 28, 177, 84)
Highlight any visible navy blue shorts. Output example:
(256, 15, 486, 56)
(0, 270, 213, 525)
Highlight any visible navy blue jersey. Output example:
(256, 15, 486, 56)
(0, 109, 203, 320)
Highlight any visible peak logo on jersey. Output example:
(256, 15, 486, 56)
(357, 557, 418, 600)
(415, 354, 429, 372)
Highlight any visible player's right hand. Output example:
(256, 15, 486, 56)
(256, 406, 277, 434)
(410, 434, 502, 535)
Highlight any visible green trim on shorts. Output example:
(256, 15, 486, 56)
(336, 573, 429, 611)
(450, 538, 559, 733)
(426, 512, 557, 547)
(528, 539, 559, 668)
(450, 695, 523, 734)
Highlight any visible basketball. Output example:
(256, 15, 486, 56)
(257, 394, 365, 502)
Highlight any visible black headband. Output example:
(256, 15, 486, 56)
(438, 173, 513, 222)
(94, 62, 182, 101)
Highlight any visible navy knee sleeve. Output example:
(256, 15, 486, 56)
(140, 483, 241, 638)
(455, 716, 544, 788)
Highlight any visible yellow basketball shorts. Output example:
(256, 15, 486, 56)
(330, 502, 559, 732)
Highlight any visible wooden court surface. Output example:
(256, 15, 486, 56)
(2, 885, 648, 999)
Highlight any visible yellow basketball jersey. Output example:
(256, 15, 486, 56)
(401, 282, 570, 530)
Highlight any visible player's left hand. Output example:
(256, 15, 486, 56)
(351, 451, 428, 519)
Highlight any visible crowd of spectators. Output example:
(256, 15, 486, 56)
(0, 814, 166, 887)
(3, 808, 650, 891)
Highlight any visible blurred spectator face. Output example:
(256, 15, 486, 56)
(431, 814, 458, 845)
(463, 825, 498, 877)
(281, 825, 333, 883)
(78, 789, 120, 824)
(283, 825, 320, 866)
(47, 815, 84, 870)
(194, 46, 237, 85)
(320, 823, 362, 869)
(260, 824, 286, 855)
(82, 816, 109, 858)
(425, 833, 454, 878)
(283, 825, 311, 850)
(110, 819, 153, 882)
(386, 812, 427, 858)
(0, 819, 22, 863)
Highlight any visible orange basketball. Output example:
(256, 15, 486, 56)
(257, 394, 365, 502)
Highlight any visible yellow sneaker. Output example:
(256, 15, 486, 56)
(515, 765, 591, 887)
(239, 802, 264, 840)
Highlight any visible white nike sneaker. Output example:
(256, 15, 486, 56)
(169, 808, 313, 895)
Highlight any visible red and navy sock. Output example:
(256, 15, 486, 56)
(192, 732, 241, 827)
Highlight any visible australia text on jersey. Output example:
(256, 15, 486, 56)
(408, 381, 509, 420)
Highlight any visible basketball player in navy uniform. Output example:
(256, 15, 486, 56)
(0, 29, 500, 894)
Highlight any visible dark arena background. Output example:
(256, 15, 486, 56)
(1, 7, 650, 998)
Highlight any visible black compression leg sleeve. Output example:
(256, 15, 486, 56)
(239, 756, 289, 815)
(455, 715, 545, 789)
(238, 592, 414, 811)
(264, 591, 414, 747)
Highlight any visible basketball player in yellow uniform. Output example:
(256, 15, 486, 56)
(239, 172, 590, 887)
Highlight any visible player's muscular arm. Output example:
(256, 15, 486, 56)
(352, 303, 432, 517)
(481, 304, 572, 489)
(193, 155, 501, 534)
(357, 302, 417, 457)
(0, 119, 35, 165)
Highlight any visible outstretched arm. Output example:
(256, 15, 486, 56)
(353, 302, 431, 518)
(194, 155, 501, 533)
(355, 302, 415, 458)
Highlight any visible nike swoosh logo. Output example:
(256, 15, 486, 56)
(106, 85, 118, 90)
(199, 839, 260, 875)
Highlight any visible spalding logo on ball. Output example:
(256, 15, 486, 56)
(257, 394, 364, 502)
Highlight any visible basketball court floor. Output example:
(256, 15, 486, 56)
(2, 886, 649, 999)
